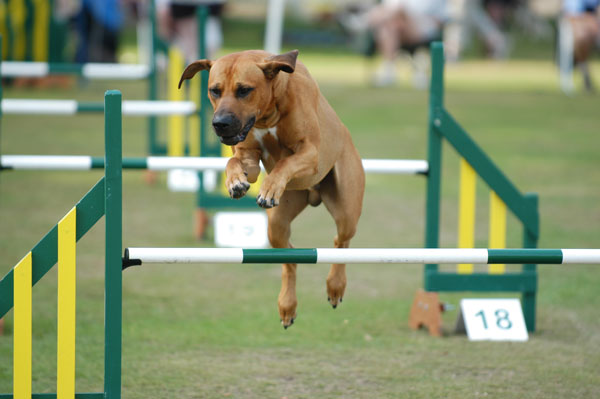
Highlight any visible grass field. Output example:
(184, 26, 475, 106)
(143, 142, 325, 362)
(0, 48, 599, 398)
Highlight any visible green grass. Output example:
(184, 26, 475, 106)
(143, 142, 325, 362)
(0, 51, 599, 398)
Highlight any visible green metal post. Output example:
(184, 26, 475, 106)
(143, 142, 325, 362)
(1, 36, 3, 155)
(0, 35, 4, 331)
(522, 192, 539, 332)
(0, 35, 3, 119)
(424, 42, 444, 287)
(197, 6, 209, 209)
(148, 0, 159, 155)
(5, 10, 13, 60)
(104, 91, 123, 399)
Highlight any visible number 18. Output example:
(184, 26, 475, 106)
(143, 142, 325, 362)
(475, 309, 512, 330)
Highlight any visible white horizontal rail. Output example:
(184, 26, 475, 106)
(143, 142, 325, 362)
(121, 100, 197, 116)
(146, 156, 228, 171)
(316, 248, 488, 264)
(82, 63, 151, 79)
(1, 61, 150, 79)
(1, 155, 428, 175)
(2, 99, 78, 114)
(1, 62, 49, 77)
(124, 248, 600, 265)
(1, 99, 197, 116)
(362, 159, 428, 174)
(0, 155, 93, 170)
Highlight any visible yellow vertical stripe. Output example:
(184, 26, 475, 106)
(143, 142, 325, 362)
(489, 191, 507, 274)
(10, 0, 27, 60)
(58, 207, 77, 399)
(457, 158, 476, 274)
(14, 252, 32, 399)
(168, 48, 185, 157)
(32, 0, 50, 61)
(0, 2, 7, 59)
(219, 145, 234, 197)
(189, 77, 201, 157)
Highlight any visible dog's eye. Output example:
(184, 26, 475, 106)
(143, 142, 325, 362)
(236, 86, 254, 98)
(209, 87, 221, 99)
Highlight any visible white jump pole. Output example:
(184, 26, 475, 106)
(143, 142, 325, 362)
(123, 248, 600, 266)
(1, 99, 197, 116)
(0, 62, 151, 79)
(1, 156, 429, 175)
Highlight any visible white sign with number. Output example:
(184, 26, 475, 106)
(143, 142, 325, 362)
(214, 212, 268, 249)
(460, 299, 528, 342)
(167, 169, 200, 192)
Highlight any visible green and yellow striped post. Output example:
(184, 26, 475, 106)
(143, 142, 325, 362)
(9, 202, 87, 399)
(424, 42, 540, 332)
(0, 91, 123, 398)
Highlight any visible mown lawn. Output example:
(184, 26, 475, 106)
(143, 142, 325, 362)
(0, 50, 599, 398)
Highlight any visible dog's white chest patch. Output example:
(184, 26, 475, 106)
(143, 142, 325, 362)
(253, 126, 278, 158)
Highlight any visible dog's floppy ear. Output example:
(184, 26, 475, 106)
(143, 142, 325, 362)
(258, 50, 299, 79)
(178, 60, 213, 89)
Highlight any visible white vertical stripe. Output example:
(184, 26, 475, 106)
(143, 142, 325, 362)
(2, 99, 78, 114)
(0, 156, 93, 170)
(126, 248, 244, 264)
(561, 249, 600, 264)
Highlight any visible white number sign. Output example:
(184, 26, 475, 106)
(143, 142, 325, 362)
(214, 212, 268, 248)
(460, 298, 528, 342)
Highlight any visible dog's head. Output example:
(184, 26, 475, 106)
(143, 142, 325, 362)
(178, 50, 298, 146)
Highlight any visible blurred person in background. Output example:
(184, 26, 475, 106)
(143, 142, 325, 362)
(368, 0, 447, 87)
(339, 0, 447, 87)
(445, 0, 519, 61)
(156, 0, 224, 62)
(559, 0, 599, 92)
(75, 0, 124, 63)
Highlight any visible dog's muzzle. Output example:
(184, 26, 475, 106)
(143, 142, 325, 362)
(212, 113, 256, 146)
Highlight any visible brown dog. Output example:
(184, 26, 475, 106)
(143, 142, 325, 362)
(179, 50, 365, 328)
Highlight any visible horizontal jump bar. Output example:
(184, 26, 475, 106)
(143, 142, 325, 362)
(1, 99, 197, 116)
(1, 61, 151, 79)
(123, 248, 600, 266)
(0, 156, 428, 175)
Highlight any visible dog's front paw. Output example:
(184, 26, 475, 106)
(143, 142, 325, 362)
(278, 296, 298, 329)
(257, 175, 285, 208)
(226, 174, 250, 199)
(326, 273, 347, 309)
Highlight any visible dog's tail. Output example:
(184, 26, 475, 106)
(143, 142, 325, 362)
(307, 186, 322, 207)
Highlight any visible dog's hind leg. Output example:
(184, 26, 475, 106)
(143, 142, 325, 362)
(320, 146, 365, 309)
(267, 190, 309, 328)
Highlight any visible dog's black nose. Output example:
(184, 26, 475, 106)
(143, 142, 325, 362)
(212, 113, 236, 132)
